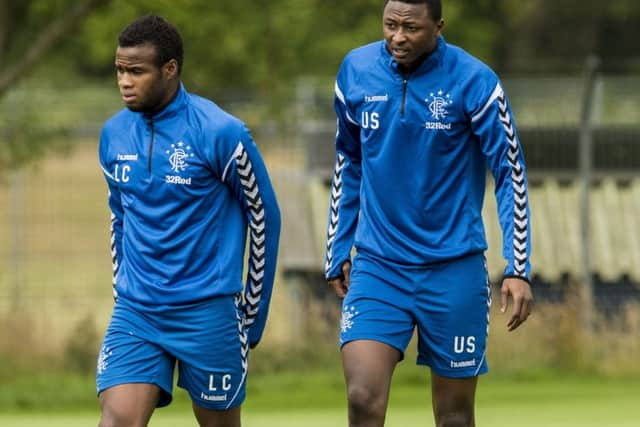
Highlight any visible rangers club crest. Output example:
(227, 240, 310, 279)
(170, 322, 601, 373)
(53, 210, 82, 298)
(340, 305, 359, 333)
(425, 90, 453, 130)
(166, 141, 193, 172)
(427, 90, 453, 120)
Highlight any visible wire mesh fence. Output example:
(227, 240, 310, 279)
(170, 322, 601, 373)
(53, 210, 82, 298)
(290, 68, 640, 324)
(1, 66, 640, 361)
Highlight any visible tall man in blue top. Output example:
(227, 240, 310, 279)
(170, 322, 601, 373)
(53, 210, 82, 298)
(325, 1, 532, 426)
(96, 15, 280, 427)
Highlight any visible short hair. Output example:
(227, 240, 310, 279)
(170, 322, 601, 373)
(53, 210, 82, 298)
(118, 15, 184, 74)
(383, 0, 442, 22)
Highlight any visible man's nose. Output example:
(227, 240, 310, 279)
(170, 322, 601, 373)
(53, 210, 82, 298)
(392, 29, 407, 43)
(118, 73, 133, 88)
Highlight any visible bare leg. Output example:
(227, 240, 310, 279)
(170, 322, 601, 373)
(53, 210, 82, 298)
(98, 383, 161, 427)
(193, 405, 241, 427)
(342, 340, 402, 427)
(431, 372, 478, 427)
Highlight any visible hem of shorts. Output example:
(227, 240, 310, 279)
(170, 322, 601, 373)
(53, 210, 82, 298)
(97, 376, 173, 407)
(189, 391, 245, 410)
(417, 360, 489, 378)
(340, 336, 406, 362)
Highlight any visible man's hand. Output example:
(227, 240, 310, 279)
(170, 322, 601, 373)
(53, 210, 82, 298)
(500, 277, 533, 331)
(328, 261, 352, 299)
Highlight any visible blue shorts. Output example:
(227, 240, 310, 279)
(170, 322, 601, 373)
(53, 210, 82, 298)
(340, 252, 491, 378)
(96, 294, 248, 410)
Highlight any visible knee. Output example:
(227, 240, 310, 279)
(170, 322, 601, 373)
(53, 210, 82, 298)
(99, 405, 144, 427)
(98, 409, 119, 427)
(98, 414, 129, 427)
(346, 383, 386, 418)
(434, 409, 474, 427)
(98, 413, 121, 427)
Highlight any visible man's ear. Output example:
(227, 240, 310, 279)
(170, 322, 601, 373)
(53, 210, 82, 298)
(163, 59, 179, 80)
(436, 19, 445, 36)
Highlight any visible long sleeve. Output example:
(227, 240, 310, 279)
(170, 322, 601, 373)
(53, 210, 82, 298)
(99, 131, 124, 299)
(470, 80, 531, 280)
(324, 77, 362, 280)
(222, 126, 281, 348)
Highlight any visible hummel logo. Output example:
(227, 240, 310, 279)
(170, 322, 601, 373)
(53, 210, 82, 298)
(365, 94, 389, 103)
(117, 153, 138, 161)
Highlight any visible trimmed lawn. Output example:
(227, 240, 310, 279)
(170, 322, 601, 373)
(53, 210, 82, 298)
(1, 374, 639, 426)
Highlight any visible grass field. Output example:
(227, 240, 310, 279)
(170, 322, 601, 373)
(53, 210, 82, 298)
(1, 371, 639, 426)
(2, 125, 640, 427)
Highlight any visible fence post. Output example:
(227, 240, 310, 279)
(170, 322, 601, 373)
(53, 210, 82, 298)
(9, 170, 25, 312)
(579, 55, 600, 330)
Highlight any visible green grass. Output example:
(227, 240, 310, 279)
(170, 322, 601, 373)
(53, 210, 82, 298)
(2, 138, 640, 427)
(1, 369, 639, 426)
(3, 405, 640, 427)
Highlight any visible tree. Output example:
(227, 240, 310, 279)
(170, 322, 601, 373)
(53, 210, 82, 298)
(0, 0, 113, 174)
(0, 0, 112, 98)
(494, 0, 640, 73)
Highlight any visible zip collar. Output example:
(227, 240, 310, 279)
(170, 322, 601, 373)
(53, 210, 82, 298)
(142, 82, 188, 122)
(382, 35, 447, 76)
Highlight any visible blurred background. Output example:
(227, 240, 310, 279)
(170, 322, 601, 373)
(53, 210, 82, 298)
(1, 0, 640, 425)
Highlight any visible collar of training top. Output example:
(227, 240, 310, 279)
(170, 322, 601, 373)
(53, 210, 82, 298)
(143, 82, 188, 122)
(384, 35, 447, 75)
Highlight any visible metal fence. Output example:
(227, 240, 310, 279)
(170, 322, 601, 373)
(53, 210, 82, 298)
(285, 63, 640, 333)
(2, 66, 640, 356)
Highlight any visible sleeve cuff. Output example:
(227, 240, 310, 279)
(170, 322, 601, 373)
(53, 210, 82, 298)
(326, 272, 344, 282)
(502, 274, 531, 285)
(325, 258, 351, 281)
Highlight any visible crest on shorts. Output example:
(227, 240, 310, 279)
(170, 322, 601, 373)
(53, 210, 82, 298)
(340, 305, 359, 333)
(97, 345, 112, 375)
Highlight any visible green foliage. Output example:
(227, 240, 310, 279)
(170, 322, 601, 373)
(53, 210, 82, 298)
(0, 373, 96, 411)
(6, 0, 640, 96)
(71, 0, 382, 96)
(0, 84, 98, 173)
(64, 314, 101, 375)
(2, 0, 640, 170)
(249, 341, 339, 376)
(0, 0, 70, 64)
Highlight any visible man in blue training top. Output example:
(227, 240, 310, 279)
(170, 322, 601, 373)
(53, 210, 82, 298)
(96, 15, 280, 427)
(324, 1, 533, 426)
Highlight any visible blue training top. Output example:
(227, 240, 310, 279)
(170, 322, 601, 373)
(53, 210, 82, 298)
(324, 36, 531, 281)
(99, 84, 280, 346)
